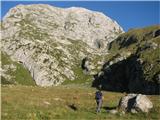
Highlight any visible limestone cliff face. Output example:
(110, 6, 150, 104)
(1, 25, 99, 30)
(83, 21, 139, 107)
(1, 4, 123, 86)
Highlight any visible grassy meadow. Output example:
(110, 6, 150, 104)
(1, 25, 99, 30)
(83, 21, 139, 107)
(1, 84, 160, 120)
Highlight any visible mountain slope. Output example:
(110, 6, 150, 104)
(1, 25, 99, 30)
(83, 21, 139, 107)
(1, 52, 35, 85)
(1, 4, 123, 86)
(93, 25, 160, 94)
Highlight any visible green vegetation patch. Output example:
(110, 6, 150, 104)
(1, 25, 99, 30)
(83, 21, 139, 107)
(1, 52, 36, 86)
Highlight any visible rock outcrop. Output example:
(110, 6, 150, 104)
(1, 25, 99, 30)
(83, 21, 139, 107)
(1, 4, 123, 86)
(92, 25, 160, 94)
(118, 94, 153, 113)
(1, 52, 35, 85)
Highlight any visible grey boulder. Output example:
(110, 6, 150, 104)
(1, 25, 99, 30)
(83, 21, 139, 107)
(118, 94, 153, 113)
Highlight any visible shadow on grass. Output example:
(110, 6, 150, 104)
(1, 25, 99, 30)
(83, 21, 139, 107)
(68, 104, 78, 111)
(102, 106, 117, 110)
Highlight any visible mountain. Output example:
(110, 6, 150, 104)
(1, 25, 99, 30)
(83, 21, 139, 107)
(1, 4, 123, 86)
(93, 25, 160, 94)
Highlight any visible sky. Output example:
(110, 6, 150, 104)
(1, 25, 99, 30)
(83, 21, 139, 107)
(1, 1, 159, 31)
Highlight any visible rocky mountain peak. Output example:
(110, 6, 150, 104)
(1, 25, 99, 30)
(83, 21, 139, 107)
(1, 4, 124, 86)
(3, 4, 123, 49)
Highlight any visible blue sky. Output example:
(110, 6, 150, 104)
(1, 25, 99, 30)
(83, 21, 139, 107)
(1, 1, 159, 31)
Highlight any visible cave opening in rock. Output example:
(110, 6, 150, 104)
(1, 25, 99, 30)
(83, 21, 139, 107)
(81, 57, 89, 72)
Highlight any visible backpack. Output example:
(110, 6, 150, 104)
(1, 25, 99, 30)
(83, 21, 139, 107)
(95, 91, 102, 100)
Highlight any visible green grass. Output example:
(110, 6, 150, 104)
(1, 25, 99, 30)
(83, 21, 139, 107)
(62, 66, 92, 85)
(1, 85, 160, 120)
(1, 52, 36, 86)
(109, 25, 160, 53)
(140, 48, 160, 82)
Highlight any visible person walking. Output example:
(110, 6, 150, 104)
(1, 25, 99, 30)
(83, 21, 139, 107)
(95, 89, 103, 113)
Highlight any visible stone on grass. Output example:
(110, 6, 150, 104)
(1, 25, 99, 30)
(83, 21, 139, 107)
(118, 94, 153, 113)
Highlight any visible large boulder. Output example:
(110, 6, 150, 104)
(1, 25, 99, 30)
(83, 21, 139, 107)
(118, 94, 153, 113)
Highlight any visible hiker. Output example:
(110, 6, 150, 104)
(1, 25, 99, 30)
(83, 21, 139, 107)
(95, 89, 103, 113)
